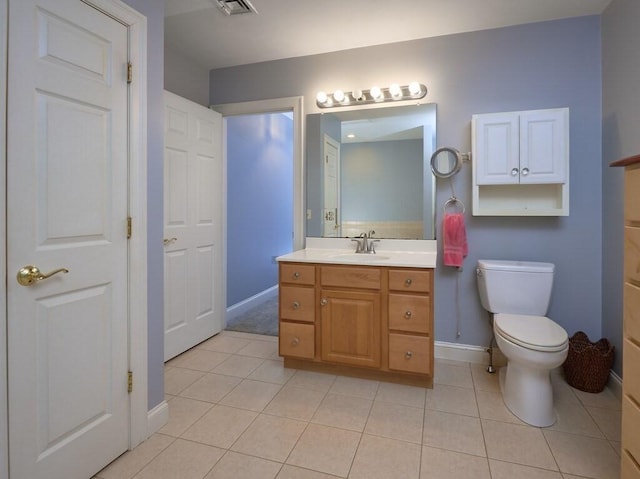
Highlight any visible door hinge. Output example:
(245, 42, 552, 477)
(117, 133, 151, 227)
(127, 62, 133, 84)
(128, 371, 133, 394)
(127, 217, 132, 239)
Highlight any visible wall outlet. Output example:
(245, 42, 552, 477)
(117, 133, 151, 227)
(306, 209, 312, 220)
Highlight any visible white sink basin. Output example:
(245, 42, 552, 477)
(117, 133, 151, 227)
(330, 253, 390, 261)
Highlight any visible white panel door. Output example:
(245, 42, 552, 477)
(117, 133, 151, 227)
(164, 91, 223, 361)
(474, 112, 520, 185)
(519, 109, 568, 184)
(7, 1, 130, 478)
(323, 134, 341, 237)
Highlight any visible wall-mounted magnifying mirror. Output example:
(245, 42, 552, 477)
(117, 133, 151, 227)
(430, 147, 470, 178)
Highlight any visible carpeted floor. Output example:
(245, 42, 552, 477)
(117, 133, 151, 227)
(225, 296, 279, 336)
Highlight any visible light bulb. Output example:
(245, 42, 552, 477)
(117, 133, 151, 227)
(352, 89, 364, 101)
(389, 83, 402, 99)
(333, 90, 345, 103)
(316, 91, 328, 104)
(370, 86, 382, 100)
(408, 82, 422, 96)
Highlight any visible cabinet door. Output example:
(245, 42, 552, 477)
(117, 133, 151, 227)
(320, 290, 381, 368)
(473, 113, 520, 185)
(519, 109, 567, 184)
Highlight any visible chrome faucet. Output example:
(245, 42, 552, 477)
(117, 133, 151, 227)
(351, 231, 379, 254)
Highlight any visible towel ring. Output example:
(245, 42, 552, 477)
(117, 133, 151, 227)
(443, 196, 465, 214)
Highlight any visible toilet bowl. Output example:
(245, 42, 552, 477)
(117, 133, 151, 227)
(493, 313, 568, 427)
(476, 260, 569, 427)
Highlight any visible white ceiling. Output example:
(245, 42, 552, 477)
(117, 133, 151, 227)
(165, 0, 611, 71)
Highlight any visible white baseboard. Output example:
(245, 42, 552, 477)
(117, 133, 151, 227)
(146, 400, 169, 437)
(434, 340, 507, 367)
(608, 370, 622, 401)
(226, 285, 278, 323)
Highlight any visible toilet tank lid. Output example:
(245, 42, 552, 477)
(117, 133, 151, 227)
(478, 259, 554, 273)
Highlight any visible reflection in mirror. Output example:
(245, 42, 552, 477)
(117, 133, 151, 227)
(306, 104, 437, 240)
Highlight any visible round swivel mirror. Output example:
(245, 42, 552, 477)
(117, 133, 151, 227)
(430, 147, 469, 178)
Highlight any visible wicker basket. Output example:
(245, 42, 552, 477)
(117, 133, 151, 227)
(563, 331, 615, 393)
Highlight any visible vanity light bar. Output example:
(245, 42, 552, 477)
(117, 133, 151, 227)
(316, 82, 427, 109)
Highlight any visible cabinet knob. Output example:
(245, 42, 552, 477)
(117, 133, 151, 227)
(521, 167, 530, 176)
(511, 168, 519, 176)
(404, 310, 412, 319)
(405, 351, 413, 359)
(292, 301, 300, 310)
(405, 278, 412, 286)
(291, 337, 300, 346)
(293, 272, 300, 279)
(320, 298, 328, 306)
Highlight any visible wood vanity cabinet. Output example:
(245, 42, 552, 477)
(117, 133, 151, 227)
(611, 154, 640, 479)
(278, 261, 434, 386)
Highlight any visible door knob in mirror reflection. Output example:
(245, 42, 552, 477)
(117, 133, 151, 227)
(163, 237, 177, 245)
(17, 265, 69, 286)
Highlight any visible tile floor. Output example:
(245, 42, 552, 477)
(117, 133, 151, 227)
(95, 331, 622, 479)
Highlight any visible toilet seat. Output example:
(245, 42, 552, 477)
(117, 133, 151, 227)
(494, 313, 568, 352)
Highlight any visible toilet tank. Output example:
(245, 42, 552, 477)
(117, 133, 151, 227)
(476, 260, 554, 315)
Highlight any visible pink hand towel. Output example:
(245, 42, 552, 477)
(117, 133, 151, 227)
(443, 212, 468, 267)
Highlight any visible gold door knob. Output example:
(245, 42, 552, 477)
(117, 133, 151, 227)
(292, 301, 300, 310)
(17, 265, 69, 286)
(291, 337, 300, 346)
(405, 278, 412, 286)
(404, 310, 412, 319)
(405, 351, 413, 359)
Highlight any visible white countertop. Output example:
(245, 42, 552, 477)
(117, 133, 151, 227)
(277, 237, 437, 268)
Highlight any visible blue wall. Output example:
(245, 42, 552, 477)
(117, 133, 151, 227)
(210, 16, 603, 358)
(226, 113, 294, 306)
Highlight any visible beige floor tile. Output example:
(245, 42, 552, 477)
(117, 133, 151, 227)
(364, 400, 423, 444)
(471, 365, 501, 393)
(609, 440, 621, 456)
(169, 349, 231, 372)
(547, 400, 604, 438)
(159, 396, 213, 437)
(586, 406, 622, 441)
(181, 404, 257, 448)
(247, 359, 296, 384)
(374, 381, 426, 408)
(179, 372, 242, 403)
(286, 423, 361, 477)
(237, 340, 280, 359)
(434, 360, 474, 389)
(218, 379, 282, 411)
(231, 414, 307, 462)
(96, 434, 175, 479)
(489, 459, 563, 479)
(211, 355, 265, 378)
(551, 373, 580, 405)
(572, 387, 621, 410)
(132, 438, 224, 479)
(423, 410, 486, 457)
(543, 430, 620, 479)
(199, 334, 251, 353)
(287, 370, 337, 393)
(264, 385, 326, 421)
(311, 393, 373, 432)
(164, 367, 205, 395)
(349, 434, 421, 479)
(426, 384, 479, 417)
(482, 419, 558, 471)
(204, 451, 281, 479)
(562, 475, 593, 479)
(475, 389, 525, 424)
(329, 376, 379, 399)
(420, 446, 491, 479)
(223, 330, 278, 342)
(276, 465, 341, 479)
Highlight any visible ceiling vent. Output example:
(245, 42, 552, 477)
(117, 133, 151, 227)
(213, 0, 258, 15)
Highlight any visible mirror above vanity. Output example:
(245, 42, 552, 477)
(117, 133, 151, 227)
(306, 103, 437, 240)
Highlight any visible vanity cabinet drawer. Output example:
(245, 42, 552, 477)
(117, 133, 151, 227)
(280, 286, 315, 323)
(389, 269, 432, 293)
(622, 449, 640, 479)
(280, 263, 315, 285)
(388, 294, 430, 334)
(622, 395, 640, 470)
(321, 266, 381, 290)
(624, 283, 640, 343)
(625, 165, 640, 223)
(280, 322, 314, 359)
(388, 333, 430, 374)
(625, 227, 640, 286)
(623, 339, 640, 402)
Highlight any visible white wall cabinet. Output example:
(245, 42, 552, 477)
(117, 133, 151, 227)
(472, 108, 569, 216)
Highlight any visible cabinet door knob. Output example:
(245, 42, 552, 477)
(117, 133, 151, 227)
(511, 168, 519, 176)
(404, 310, 412, 319)
(292, 301, 300, 310)
(291, 337, 300, 346)
(521, 167, 530, 176)
(405, 351, 413, 359)
(320, 298, 328, 306)
(405, 278, 412, 286)
(293, 272, 300, 279)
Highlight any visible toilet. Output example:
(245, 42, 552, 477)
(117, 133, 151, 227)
(476, 259, 569, 427)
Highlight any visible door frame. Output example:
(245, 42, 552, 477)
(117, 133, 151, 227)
(212, 96, 304, 326)
(0, 1, 149, 476)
